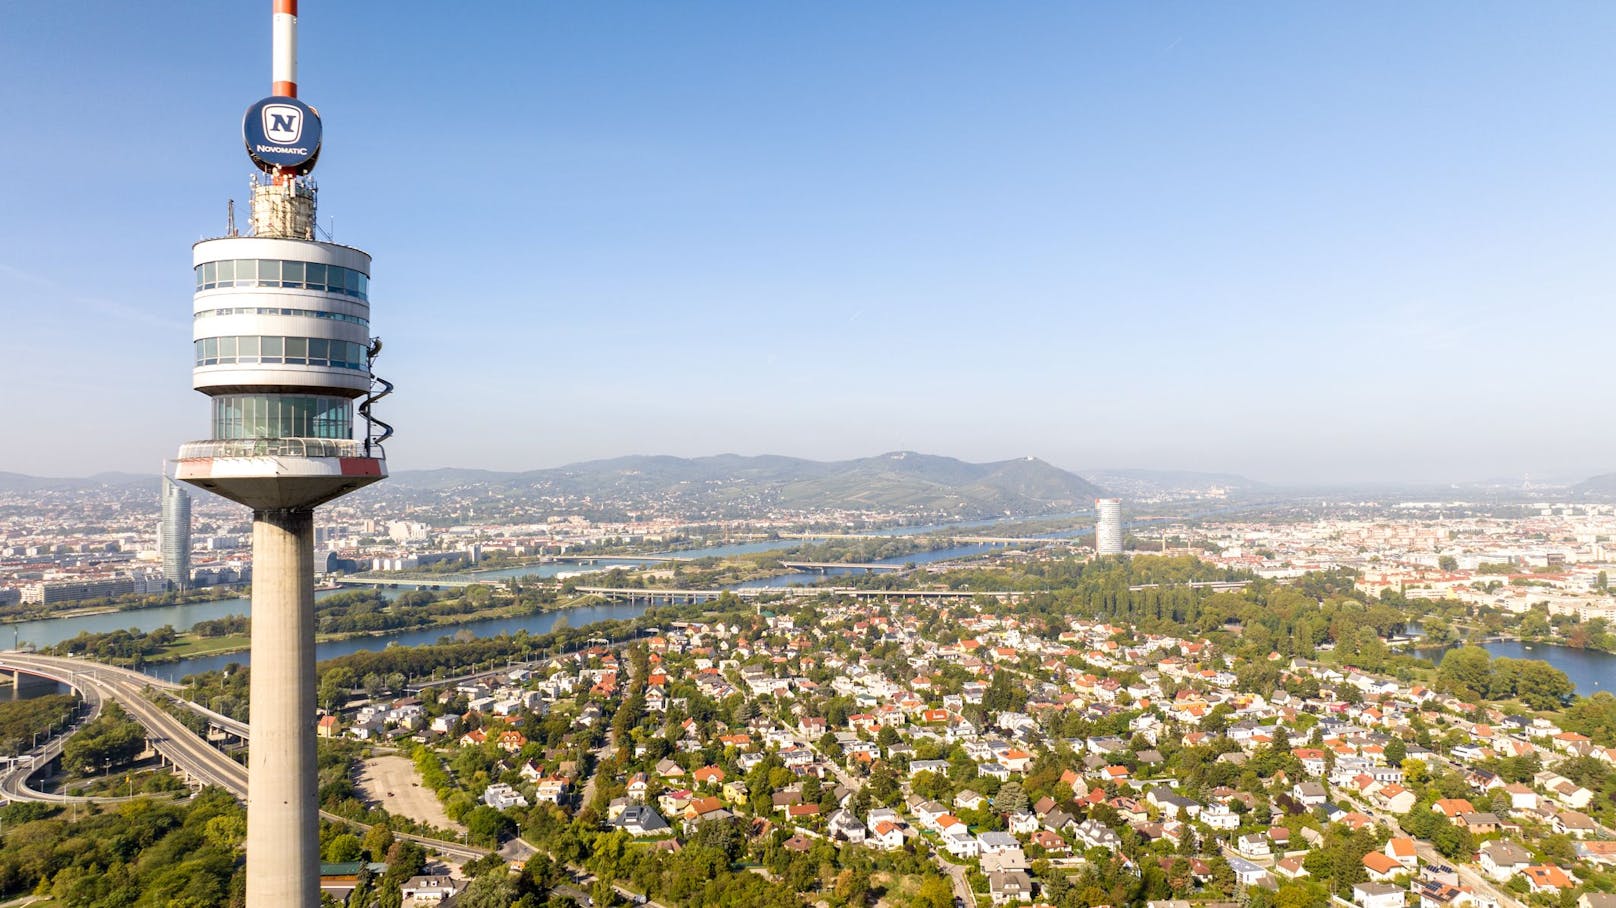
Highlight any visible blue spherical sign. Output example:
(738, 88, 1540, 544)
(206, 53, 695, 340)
(243, 96, 322, 175)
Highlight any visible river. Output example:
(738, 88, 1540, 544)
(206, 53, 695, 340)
(150, 539, 1001, 678)
(5, 521, 1034, 680)
(145, 601, 654, 681)
(5, 517, 1041, 651)
(4, 588, 379, 652)
(461, 539, 795, 582)
(734, 541, 1005, 589)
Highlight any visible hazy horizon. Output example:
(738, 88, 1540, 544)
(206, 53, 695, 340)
(6, 4, 1616, 483)
(3, 448, 1608, 491)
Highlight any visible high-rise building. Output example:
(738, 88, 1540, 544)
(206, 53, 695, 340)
(158, 471, 192, 590)
(172, 3, 391, 905)
(1095, 498, 1123, 555)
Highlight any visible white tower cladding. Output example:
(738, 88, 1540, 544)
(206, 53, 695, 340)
(1095, 498, 1123, 555)
(189, 234, 375, 484)
(173, 3, 390, 906)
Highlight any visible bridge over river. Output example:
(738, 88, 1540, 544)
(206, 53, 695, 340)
(572, 585, 1014, 604)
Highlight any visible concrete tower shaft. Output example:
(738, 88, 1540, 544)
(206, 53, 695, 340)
(244, 508, 319, 906)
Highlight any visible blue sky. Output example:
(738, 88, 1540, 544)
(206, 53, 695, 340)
(5, 3, 1616, 483)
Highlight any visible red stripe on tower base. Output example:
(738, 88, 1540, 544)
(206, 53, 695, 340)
(340, 458, 385, 477)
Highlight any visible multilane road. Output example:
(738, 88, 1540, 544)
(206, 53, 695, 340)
(0, 651, 488, 862)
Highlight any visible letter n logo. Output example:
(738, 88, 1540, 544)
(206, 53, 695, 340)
(263, 104, 303, 144)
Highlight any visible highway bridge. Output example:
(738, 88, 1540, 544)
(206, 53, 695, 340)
(335, 575, 489, 589)
(573, 585, 1007, 603)
(548, 554, 689, 564)
(0, 652, 250, 797)
(778, 561, 905, 572)
(1127, 580, 1254, 592)
(778, 532, 1065, 545)
(335, 554, 693, 590)
(0, 652, 488, 861)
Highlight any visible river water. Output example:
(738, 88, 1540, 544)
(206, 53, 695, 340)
(144, 601, 655, 681)
(5, 588, 371, 652)
(6, 521, 1035, 680)
(148, 539, 1003, 678)
(23, 518, 1616, 694)
(735, 541, 1003, 589)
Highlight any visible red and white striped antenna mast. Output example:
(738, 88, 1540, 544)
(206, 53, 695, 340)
(272, 0, 298, 98)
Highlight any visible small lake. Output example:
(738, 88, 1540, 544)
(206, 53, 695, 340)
(1413, 639, 1616, 696)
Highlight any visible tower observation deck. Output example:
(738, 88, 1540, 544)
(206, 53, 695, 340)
(172, 3, 390, 906)
(178, 177, 386, 507)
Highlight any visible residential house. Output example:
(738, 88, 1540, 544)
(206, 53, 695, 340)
(1236, 834, 1271, 859)
(1353, 882, 1404, 908)
(1073, 819, 1121, 851)
(1292, 781, 1327, 807)
(978, 831, 1020, 855)
(1386, 837, 1418, 870)
(988, 870, 1033, 906)
(613, 805, 671, 837)
(532, 777, 568, 805)
(482, 783, 528, 810)
(1479, 841, 1531, 882)
(1228, 857, 1272, 888)
(1274, 856, 1308, 880)
(1363, 851, 1402, 882)
(1522, 865, 1576, 895)
(869, 820, 905, 851)
(400, 875, 465, 903)
(828, 810, 866, 844)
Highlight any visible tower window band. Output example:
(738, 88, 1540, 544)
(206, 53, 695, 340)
(197, 259, 369, 299)
(212, 394, 353, 440)
(196, 336, 368, 370)
(196, 306, 368, 327)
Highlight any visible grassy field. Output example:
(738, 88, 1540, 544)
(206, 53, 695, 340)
(157, 634, 253, 659)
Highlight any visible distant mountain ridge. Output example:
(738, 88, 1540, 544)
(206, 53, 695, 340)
(1081, 468, 1267, 499)
(0, 471, 153, 493)
(388, 451, 1105, 517)
(1573, 472, 1616, 499)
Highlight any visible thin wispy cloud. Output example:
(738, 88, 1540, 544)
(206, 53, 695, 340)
(0, 263, 183, 332)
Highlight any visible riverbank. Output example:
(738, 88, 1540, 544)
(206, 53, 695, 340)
(58, 591, 612, 669)
(0, 587, 250, 627)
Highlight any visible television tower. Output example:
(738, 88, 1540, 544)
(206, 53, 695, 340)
(174, 3, 391, 905)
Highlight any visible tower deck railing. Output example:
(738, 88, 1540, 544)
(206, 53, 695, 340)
(177, 438, 371, 460)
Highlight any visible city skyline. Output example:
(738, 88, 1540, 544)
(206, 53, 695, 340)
(7, 3, 1616, 483)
